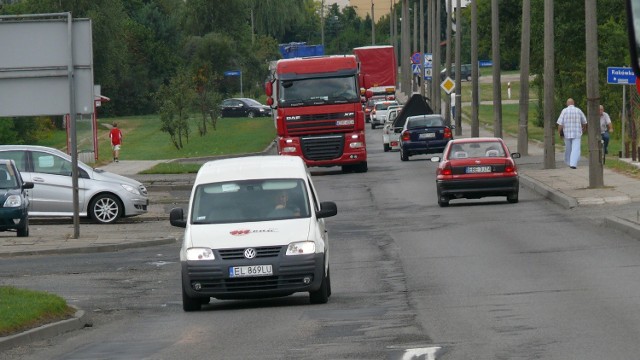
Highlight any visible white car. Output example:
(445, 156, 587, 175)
(0, 145, 149, 224)
(170, 155, 338, 311)
(370, 100, 399, 129)
(382, 107, 402, 152)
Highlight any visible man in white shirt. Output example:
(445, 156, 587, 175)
(556, 98, 587, 169)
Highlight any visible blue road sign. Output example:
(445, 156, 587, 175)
(224, 70, 241, 76)
(607, 67, 636, 84)
(479, 60, 493, 67)
(411, 52, 421, 64)
(412, 64, 421, 74)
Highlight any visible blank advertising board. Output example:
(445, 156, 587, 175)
(0, 17, 94, 117)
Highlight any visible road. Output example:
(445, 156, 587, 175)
(3, 127, 640, 359)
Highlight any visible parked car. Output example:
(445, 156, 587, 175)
(0, 145, 149, 224)
(170, 155, 338, 311)
(431, 137, 520, 207)
(371, 100, 399, 129)
(220, 98, 272, 118)
(0, 159, 34, 237)
(399, 114, 453, 161)
(440, 64, 472, 82)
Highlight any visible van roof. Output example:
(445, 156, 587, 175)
(195, 155, 309, 184)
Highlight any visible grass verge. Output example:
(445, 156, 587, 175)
(0, 286, 75, 337)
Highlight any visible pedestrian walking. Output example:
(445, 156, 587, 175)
(556, 98, 587, 169)
(109, 122, 123, 163)
(600, 105, 613, 155)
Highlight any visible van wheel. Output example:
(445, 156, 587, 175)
(182, 282, 202, 312)
(310, 269, 329, 304)
(17, 217, 29, 237)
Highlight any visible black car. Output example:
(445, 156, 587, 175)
(0, 159, 34, 237)
(220, 98, 272, 118)
(440, 64, 472, 82)
(399, 114, 454, 161)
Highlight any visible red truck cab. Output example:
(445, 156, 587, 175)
(265, 56, 367, 173)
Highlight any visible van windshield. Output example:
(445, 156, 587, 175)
(190, 179, 311, 224)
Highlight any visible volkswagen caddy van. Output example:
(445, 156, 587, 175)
(170, 155, 338, 311)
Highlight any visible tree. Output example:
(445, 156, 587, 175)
(157, 71, 195, 149)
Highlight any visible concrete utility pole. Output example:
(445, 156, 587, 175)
(321, 0, 325, 48)
(413, 0, 418, 92)
(433, 0, 441, 114)
(454, 0, 461, 135)
(585, 0, 604, 186)
(372, 1, 376, 45)
(402, 0, 411, 97)
(420, 0, 426, 98)
(470, 0, 479, 137)
(543, 0, 555, 169)
(427, 0, 432, 102)
(445, 0, 452, 125)
(518, 0, 531, 155)
(491, 0, 502, 138)
(393, 1, 399, 88)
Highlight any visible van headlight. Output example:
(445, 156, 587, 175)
(186, 248, 215, 260)
(286, 241, 316, 255)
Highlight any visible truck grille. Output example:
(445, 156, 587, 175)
(286, 112, 354, 135)
(300, 135, 344, 161)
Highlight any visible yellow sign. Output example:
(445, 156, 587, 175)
(441, 77, 455, 94)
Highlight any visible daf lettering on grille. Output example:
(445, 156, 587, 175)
(244, 248, 257, 259)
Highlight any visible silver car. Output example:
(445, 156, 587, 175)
(0, 145, 149, 224)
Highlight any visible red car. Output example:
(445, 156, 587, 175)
(431, 137, 520, 207)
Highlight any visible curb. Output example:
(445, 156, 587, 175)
(0, 237, 178, 258)
(519, 173, 578, 209)
(0, 307, 91, 352)
(603, 216, 640, 239)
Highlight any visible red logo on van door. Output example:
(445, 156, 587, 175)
(230, 229, 251, 236)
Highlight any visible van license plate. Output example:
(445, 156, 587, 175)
(229, 265, 273, 278)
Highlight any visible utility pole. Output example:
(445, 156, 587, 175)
(321, 0, 325, 48)
(470, 0, 479, 137)
(454, 0, 461, 136)
(372, 0, 376, 45)
(586, 0, 604, 186)
(402, 0, 411, 98)
(427, 0, 432, 103)
(413, 0, 418, 92)
(420, 0, 426, 98)
(445, 0, 452, 125)
(491, 0, 502, 138)
(518, 0, 531, 155)
(433, 0, 441, 114)
(543, 0, 555, 169)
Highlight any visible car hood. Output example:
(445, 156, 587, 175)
(186, 218, 313, 249)
(91, 167, 144, 187)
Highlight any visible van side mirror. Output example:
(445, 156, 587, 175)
(316, 201, 337, 219)
(169, 207, 186, 228)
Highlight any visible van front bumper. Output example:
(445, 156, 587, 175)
(181, 252, 325, 300)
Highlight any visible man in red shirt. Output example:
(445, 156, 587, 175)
(109, 122, 123, 162)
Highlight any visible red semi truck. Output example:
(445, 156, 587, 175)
(265, 55, 368, 173)
(353, 45, 397, 102)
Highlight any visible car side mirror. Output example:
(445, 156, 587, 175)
(22, 182, 34, 190)
(169, 207, 186, 228)
(511, 153, 521, 159)
(430, 156, 441, 162)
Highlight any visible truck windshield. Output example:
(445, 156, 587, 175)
(279, 76, 358, 107)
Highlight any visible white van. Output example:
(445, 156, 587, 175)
(170, 155, 338, 311)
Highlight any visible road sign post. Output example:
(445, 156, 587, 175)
(224, 70, 243, 97)
(606, 67, 636, 158)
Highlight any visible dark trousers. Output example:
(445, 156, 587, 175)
(601, 131, 610, 154)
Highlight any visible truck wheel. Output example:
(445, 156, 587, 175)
(354, 162, 368, 173)
(341, 165, 353, 173)
(384, 143, 390, 152)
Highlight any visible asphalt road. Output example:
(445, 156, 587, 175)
(3, 126, 640, 359)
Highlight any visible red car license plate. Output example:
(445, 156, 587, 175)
(466, 166, 492, 173)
